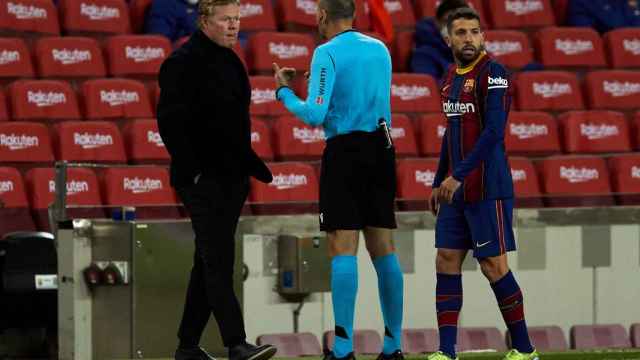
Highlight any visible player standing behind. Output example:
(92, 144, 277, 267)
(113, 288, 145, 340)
(427, 8, 539, 360)
(272, 1, 404, 360)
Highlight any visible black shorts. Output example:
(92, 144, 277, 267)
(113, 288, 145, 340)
(319, 129, 397, 231)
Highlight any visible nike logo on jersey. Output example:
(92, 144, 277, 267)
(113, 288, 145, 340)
(476, 240, 491, 247)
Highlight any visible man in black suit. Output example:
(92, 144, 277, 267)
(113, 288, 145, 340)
(156, 0, 276, 359)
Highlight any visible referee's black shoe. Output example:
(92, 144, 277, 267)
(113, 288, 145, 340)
(323, 351, 356, 360)
(229, 342, 277, 360)
(174, 346, 215, 360)
(376, 350, 405, 360)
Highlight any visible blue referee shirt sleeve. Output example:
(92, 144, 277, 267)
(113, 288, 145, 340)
(276, 47, 336, 127)
(452, 63, 510, 181)
(432, 129, 449, 188)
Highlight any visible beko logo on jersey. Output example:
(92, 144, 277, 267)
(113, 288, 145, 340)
(580, 124, 619, 140)
(488, 76, 508, 88)
(392, 85, 430, 100)
(486, 41, 522, 56)
(0, 50, 20, 65)
(505, 0, 544, 16)
(296, 0, 317, 15)
(7, 2, 47, 19)
(415, 170, 435, 187)
(251, 88, 276, 104)
(123, 177, 163, 193)
(48, 180, 89, 195)
(125, 46, 165, 62)
(632, 166, 640, 179)
(269, 42, 309, 59)
(510, 123, 548, 139)
(271, 173, 308, 190)
(100, 90, 140, 106)
(240, 3, 263, 17)
(560, 166, 599, 183)
(147, 131, 164, 147)
(555, 39, 594, 55)
(52, 49, 92, 65)
(293, 127, 324, 143)
(532, 82, 572, 98)
(28, 91, 67, 107)
(623, 39, 640, 55)
(511, 169, 527, 182)
(442, 100, 475, 116)
(80, 3, 120, 20)
(603, 81, 640, 97)
(0, 134, 39, 150)
(0, 181, 14, 194)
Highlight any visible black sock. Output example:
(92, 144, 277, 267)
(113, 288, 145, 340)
(179, 339, 198, 350)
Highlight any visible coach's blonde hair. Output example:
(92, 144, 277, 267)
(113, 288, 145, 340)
(197, 0, 241, 28)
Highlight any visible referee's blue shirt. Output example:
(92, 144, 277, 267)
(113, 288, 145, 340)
(276, 30, 392, 139)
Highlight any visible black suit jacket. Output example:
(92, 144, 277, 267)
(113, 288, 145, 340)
(157, 30, 272, 188)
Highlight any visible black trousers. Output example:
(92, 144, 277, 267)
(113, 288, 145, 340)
(176, 174, 249, 348)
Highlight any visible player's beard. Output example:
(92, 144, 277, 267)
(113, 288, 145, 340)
(454, 43, 484, 67)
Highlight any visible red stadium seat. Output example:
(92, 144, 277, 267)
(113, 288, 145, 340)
(633, 111, 640, 149)
(608, 154, 640, 205)
(101, 166, 180, 219)
(553, 0, 569, 25)
(417, 113, 446, 156)
(81, 78, 153, 120)
(585, 70, 640, 111)
(247, 32, 315, 73)
(391, 73, 440, 113)
(240, 0, 276, 31)
(534, 27, 606, 68)
(516, 71, 584, 111)
(323, 330, 382, 355)
(396, 158, 438, 210)
(505, 111, 560, 155)
(391, 114, 418, 156)
(105, 35, 171, 77)
(384, 0, 416, 29)
(487, 0, 554, 29)
(537, 156, 613, 207)
(558, 111, 631, 154)
(0, 167, 36, 238)
(249, 162, 318, 214)
(507, 326, 568, 351)
(458, 327, 506, 351)
(393, 30, 414, 72)
(276, 0, 316, 31)
(256, 333, 322, 357)
(631, 323, 640, 348)
(484, 30, 533, 69)
(413, 0, 486, 26)
(0, 0, 60, 36)
(353, 0, 370, 31)
(0, 90, 7, 121)
(401, 328, 438, 354)
(59, 0, 131, 36)
(53, 120, 127, 163)
(9, 79, 81, 121)
(509, 157, 543, 207)
(251, 118, 274, 161)
(34, 36, 106, 79)
(0, 38, 35, 81)
(605, 28, 640, 69)
(0, 122, 54, 166)
(24, 167, 104, 230)
(249, 76, 287, 116)
(570, 324, 631, 350)
(273, 116, 324, 160)
(121, 118, 169, 164)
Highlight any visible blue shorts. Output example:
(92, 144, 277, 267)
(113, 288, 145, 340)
(435, 198, 516, 258)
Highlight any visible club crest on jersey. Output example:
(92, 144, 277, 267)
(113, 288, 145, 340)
(315, 96, 323, 105)
(463, 79, 475, 93)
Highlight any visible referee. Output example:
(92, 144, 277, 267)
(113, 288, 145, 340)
(273, 1, 404, 360)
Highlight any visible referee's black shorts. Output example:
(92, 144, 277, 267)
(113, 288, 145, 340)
(319, 129, 397, 232)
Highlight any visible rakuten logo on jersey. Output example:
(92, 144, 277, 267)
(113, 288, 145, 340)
(532, 82, 572, 98)
(293, 127, 324, 143)
(0, 180, 14, 194)
(80, 3, 120, 20)
(603, 81, 640, 97)
(0, 134, 39, 151)
(580, 123, 619, 140)
(486, 41, 523, 57)
(147, 130, 164, 147)
(392, 84, 430, 101)
(383, 0, 402, 13)
(442, 100, 475, 116)
(74, 132, 114, 149)
(7, 2, 47, 19)
(437, 125, 446, 138)
(123, 177, 163, 193)
(505, 0, 543, 15)
(52, 49, 92, 65)
(125, 46, 165, 63)
(415, 170, 435, 187)
(240, 3, 263, 17)
(251, 131, 261, 143)
(511, 169, 527, 182)
(0, 50, 20, 66)
(510, 123, 548, 139)
(555, 39, 594, 55)
(100, 90, 140, 106)
(27, 90, 67, 107)
(251, 88, 276, 104)
(623, 39, 640, 56)
(632, 166, 640, 179)
(270, 173, 308, 190)
(296, 0, 317, 15)
(391, 127, 405, 139)
(560, 166, 599, 183)
(48, 180, 89, 195)
(269, 42, 309, 59)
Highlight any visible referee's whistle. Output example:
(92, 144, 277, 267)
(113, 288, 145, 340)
(378, 118, 393, 149)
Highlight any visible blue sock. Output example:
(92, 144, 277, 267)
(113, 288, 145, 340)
(331, 255, 358, 358)
(436, 273, 463, 359)
(373, 253, 404, 354)
(490, 271, 534, 354)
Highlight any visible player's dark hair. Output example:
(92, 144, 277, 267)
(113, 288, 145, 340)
(319, 0, 356, 21)
(446, 6, 481, 33)
(436, 0, 469, 22)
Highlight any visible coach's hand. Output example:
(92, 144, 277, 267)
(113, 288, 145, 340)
(438, 176, 461, 204)
(273, 63, 296, 88)
(429, 188, 440, 216)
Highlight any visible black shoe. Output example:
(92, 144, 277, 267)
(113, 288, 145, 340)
(376, 350, 405, 360)
(323, 351, 356, 360)
(228, 342, 277, 360)
(175, 346, 216, 360)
